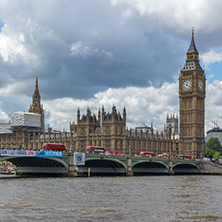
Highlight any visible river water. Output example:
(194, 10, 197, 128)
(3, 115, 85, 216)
(0, 175, 222, 222)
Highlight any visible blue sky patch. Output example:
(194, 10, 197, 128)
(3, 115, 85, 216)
(205, 61, 222, 83)
(0, 20, 4, 31)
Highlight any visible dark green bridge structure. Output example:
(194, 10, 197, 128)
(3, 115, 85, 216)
(76, 154, 200, 176)
(0, 152, 69, 175)
(0, 152, 200, 176)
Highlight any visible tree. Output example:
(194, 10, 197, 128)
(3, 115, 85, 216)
(205, 138, 222, 153)
(213, 151, 221, 159)
(205, 146, 217, 158)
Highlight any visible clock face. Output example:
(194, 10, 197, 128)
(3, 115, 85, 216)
(182, 80, 192, 90)
(198, 80, 204, 90)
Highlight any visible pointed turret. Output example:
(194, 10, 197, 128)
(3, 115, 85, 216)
(77, 107, 80, 123)
(181, 28, 203, 71)
(32, 75, 40, 106)
(102, 105, 105, 121)
(35, 75, 39, 92)
(29, 76, 44, 129)
(123, 106, 126, 122)
(187, 28, 198, 55)
(98, 108, 101, 125)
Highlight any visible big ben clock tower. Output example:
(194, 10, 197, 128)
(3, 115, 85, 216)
(179, 29, 206, 159)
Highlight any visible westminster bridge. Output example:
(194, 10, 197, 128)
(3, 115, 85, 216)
(0, 150, 205, 176)
(74, 153, 200, 176)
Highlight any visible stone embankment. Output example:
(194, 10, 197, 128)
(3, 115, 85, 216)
(200, 161, 222, 175)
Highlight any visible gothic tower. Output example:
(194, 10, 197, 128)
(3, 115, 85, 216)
(29, 76, 45, 129)
(179, 29, 206, 159)
(166, 113, 178, 135)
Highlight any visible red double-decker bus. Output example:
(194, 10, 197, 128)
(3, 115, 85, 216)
(86, 146, 106, 154)
(42, 143, 66, 151)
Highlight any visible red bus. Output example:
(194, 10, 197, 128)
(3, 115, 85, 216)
(140, 152, 156, 157)
(42, 143, 66, 151)
(86, 146, 106, 154)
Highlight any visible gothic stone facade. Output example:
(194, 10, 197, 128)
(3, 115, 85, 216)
(0, 104, 178, 156)
(69, 105, 178, 155)
(179, 30, 206, 159)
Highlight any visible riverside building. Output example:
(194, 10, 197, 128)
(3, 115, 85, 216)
(0, 77, 178, 155)
(0, 30, 205, 158)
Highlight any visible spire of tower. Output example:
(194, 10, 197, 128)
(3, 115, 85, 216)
(34, 75, 40, 95)
(29, 76, 44, 129)
(187, 28, 198, 55)
(182, 28, 202, 69)
(35, 75, 38, 89)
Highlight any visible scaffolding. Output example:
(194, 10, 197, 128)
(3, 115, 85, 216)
(11, 112, 41, 128)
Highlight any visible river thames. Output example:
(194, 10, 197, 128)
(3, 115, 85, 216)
(0, 175, 222, 222)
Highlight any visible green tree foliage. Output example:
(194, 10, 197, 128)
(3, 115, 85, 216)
(213, 151, 221, 159)
(205, 137, 222, 157)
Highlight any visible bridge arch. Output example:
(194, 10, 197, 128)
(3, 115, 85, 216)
(132, 160, 169, 174)
(173, 163, 199, 174)
(0, 156, 68, 174)
(78, 158, 127, 175)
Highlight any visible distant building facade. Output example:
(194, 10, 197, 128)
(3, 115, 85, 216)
(206, 127, 222, 144)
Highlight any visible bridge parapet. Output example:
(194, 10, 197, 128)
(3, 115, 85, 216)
(0, 149, 69, 175)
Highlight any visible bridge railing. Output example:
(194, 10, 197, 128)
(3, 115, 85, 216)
(0, 149, 63, 158)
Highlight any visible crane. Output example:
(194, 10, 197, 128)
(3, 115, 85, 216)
(212, 120, 220, 129)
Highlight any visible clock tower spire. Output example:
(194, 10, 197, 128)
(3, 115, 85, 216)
(179, 29, 206, 159)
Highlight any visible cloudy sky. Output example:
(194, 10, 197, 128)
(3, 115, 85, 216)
(0, 0, 222, 134)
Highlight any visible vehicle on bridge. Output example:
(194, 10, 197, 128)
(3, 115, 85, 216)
(42, 143, 66, 151)
(139, 152, 155, 157)
(181, 155, 191, 160)
(105, 151, 122, 155)
(158, 153, 169, 158)
(174, 154, 192, 160)
(86, 146, 106, 154)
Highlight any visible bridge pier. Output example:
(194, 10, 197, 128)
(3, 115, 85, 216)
(126, 156, 134, 176)
(67, 152, 78, 177)
(169, 159, 174, 175)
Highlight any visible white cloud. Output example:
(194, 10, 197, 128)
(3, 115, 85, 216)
(70, 41, 90, 56)
(40, 79, 222, 137)
(70, 41, 112, 58)
(122, 9, 133, 20)
(0, 24, 38, 64)
(0, 109, 10, 122)
(0, 0, 222, 138)
(200, 50, 222, 68)
(43, 82, 179, 131)
(110, 0, 222, 34)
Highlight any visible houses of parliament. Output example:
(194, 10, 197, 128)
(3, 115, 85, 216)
(0, 31, 206, 159)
